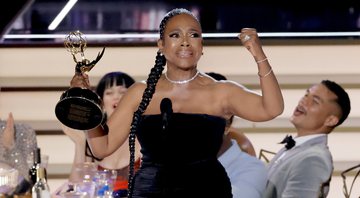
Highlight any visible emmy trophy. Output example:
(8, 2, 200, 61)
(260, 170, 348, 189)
(55, 31, 105, 130)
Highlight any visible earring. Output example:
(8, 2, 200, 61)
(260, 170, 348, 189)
(202, 52, 204, 55)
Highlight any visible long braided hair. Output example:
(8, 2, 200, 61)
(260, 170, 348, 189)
(127, 8, 199, 198)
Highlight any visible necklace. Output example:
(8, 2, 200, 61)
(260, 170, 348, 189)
(164, 70, 200, 84)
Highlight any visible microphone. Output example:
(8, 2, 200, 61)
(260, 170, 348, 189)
(160, 98, 173, 130)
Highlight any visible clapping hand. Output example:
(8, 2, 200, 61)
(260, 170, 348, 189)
(1, 113, 15, 149)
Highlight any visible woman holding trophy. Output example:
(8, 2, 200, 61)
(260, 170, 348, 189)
(66, 8, 284, 198)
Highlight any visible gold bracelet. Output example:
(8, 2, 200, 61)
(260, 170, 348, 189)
(256, 57, 268, 64)
(258, 67, 273, 78)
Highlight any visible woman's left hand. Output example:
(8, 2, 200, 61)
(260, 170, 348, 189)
(238, 28, 266, 59)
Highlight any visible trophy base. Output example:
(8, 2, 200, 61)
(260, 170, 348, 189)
(55, 87, 103, 130)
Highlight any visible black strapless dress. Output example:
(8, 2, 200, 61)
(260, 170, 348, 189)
(131, 113, 233, 198)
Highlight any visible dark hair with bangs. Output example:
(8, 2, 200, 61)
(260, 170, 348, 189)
(321, 80, 351, 127)
(95, 71, 135, 99)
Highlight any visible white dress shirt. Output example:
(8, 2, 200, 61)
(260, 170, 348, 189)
(276, 134, 326, 162)
(218, 139, 267, 198)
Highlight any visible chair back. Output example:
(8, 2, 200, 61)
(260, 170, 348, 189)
(341, 163, 360, 198)
(258, 149, 276, 164)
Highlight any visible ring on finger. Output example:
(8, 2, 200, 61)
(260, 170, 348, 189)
(243, 35, 251, 41)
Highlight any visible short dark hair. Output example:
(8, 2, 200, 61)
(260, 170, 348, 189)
(321, 80, 351, 127)
(95, 71, 135, 99)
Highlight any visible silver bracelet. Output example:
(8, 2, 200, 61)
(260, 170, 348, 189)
(258, 67, 273, 78)
(256, 57, 268, 64)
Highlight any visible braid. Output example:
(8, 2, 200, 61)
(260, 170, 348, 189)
(127, 51, 166, 197)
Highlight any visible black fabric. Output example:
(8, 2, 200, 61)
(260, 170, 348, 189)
(1, 0, 34, 38)
(132, 113, 232, 198)
(85, 140, 103, 162)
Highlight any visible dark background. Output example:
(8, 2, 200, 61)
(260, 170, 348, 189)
(1, 0, 34, 37)
(3, 0, 360, 43)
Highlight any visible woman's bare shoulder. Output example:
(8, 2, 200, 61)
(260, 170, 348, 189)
(127, 81, 147, 94)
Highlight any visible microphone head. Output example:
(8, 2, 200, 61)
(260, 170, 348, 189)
(160, 98, 173, 114)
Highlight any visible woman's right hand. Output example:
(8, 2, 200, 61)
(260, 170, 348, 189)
(70, 73, 90, 88)
(61, 124, 86, 145)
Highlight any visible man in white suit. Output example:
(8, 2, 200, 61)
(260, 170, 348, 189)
(264, 80, 351, 198)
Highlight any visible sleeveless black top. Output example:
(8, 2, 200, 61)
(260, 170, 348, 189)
(132, 113, 232, 198)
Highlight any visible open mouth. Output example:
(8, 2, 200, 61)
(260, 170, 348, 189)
(294, 105, 306, 116)
(178, 50, 192, 58)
